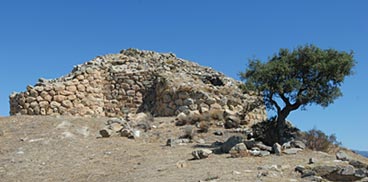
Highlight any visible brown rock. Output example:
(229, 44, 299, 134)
(53, 95, 66, 102)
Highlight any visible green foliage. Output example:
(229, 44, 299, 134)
(240, 44, 355, 121)
(303, 127, 341, 152)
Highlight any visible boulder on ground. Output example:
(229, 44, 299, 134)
(192, 149, 212, 160)
(220, 135, 245, 153)
(229, 143, 248, 158)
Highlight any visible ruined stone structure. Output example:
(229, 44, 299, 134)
(9, 49, 266, 124)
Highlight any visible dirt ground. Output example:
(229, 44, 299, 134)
(0, 116, 367, 182)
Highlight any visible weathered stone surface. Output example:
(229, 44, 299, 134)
(349, 160, 368, 169)
(273, 143, 282, 156)
(259, 151, 271, 157)
(192, 149, 212, 160)
(255, 142, 272, 152)
(283, 148, 302, 155)
(229, 143, 248, 158)
(336, 151, 351, 161)
(221, 136, 245, 153)
(99, 128, 113, 137)
(9, 49, 266, 131)
(291, 140, 306, 149)
(166, 138, 191, 147)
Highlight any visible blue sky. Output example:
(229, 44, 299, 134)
(1, 1, 367, 150)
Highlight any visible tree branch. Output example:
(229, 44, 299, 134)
(280, 93, 291, 106)
(269, 94, 281, 113)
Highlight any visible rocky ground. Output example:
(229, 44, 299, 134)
(0, 115, 367, 182)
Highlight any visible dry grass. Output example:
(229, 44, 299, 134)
(0, 115, 366, 182)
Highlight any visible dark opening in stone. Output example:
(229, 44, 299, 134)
(202, 76, 224, 86)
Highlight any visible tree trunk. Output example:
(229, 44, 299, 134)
(276, 107, 292, 144)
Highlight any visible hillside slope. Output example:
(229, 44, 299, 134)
(1, 116, 368, 181)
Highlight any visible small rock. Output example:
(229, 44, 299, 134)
(355, 168, 367, 178)
(349, 160, 368, 169)
(273, 143, 282, 156)
(291, 140, 306, 149)
(99, 128, 113, 137)
(283, 148, 302, 155)
(259, 151, 270, 157)
(303, 175, 323, 182)
(220, 135, 244, 153)
(255, 142, 272, 152)
(258, 165, 281, 172)
(213, 131, 223, 136)
(192, 149, 212, 160)
(109, 123, 123, 132)
(229, 143, 248, 158)
(282, 141, 291, 149)
(295, 165, 305, 173)
(232, 170, 241, 175)
(196, 138, 206, 144)
(257, 171, 269, 177)
(16, 150, 24, 155)
(309, 158, 317, 164)
(336, 151, 351, 161)
(104, 151, 112, 155)
(166, 138, 190, 147)
(120, 129, 134, 138)
(249, 150, 261, 156)
(244, 139, 256, 149)
(339, 165, 355, 176)
(176, 160, 187, 168)
(106, 118, 125, 125)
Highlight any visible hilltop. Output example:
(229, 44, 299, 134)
(2, 49, 368, 181)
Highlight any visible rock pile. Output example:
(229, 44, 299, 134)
(9, 48, 266, 127)
(216, 134, 306, 158)
(99, 112, 153, 139)
(295, 151, 368, 181)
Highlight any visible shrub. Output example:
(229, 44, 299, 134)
(303, 127, 341, 152)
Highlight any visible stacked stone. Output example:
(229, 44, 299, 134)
(9, 48, 267, 125)
(10, 65, 105, 116)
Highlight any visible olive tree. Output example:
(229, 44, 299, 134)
(240, 45, 355, 128)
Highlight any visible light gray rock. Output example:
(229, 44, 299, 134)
(255, 142, 272, 152)
(166, 138, 191, 147)
(192, 149, 212, 160)
(273, 143, 282, 156)
(282, 141, 291, 149)
(339, 165, 355, 176)
(213, 130, 223, 136)
(249, 150, 261, 156)
(291, 140, 306, 149)
(336, 151, 351, 161)
(283, 148, 302, 155)
(220, 135, 245, 153)
(259, 151, 271, 157)
(229, 143, 248, 158)
(99, 128, 113, 137)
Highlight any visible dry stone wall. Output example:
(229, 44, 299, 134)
(9, 49, 266, 125)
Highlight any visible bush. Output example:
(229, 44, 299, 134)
(303, 127, 341, 152)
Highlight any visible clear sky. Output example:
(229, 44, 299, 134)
(1, 1, 367, 150)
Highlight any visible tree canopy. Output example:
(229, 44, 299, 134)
(240, 44, 355, 125)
